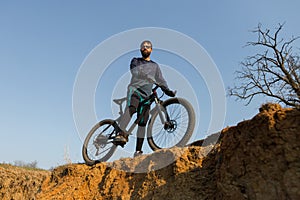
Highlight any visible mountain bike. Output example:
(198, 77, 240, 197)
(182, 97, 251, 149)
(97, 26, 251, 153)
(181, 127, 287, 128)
(82, 84, 195, 165)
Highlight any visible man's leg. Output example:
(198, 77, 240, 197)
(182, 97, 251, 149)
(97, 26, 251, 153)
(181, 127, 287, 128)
(119, 106, 135, 131)
(136, 125, 146, 152)
(114, 106, 136, 144)
(114, 94, 138, 144)
(134, 104, 150, 156)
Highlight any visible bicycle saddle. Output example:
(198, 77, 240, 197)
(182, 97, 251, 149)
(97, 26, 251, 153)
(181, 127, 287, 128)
(113, 97, 127, 105)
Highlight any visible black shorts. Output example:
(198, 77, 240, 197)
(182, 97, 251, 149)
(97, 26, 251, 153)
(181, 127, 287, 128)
(128, 91, 150, 126)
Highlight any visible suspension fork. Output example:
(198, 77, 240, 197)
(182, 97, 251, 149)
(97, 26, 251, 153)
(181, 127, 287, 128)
(154, 97, 166, 124)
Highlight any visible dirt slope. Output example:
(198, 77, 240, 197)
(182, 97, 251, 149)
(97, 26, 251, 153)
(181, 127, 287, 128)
(215, 103, 300, 199)
(1, 103, 299, 199)
(0, 164, 49, 199)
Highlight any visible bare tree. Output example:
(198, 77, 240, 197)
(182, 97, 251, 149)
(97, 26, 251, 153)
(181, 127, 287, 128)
(229, 23, 300, 108)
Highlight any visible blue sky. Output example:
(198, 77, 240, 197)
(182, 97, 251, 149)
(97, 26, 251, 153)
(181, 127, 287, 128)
(1, 1, 299, 169)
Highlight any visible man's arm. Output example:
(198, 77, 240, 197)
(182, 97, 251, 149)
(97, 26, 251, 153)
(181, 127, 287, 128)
(155, 65, 176, 97)
(154, 64, 168, 88)
(130, 58, 139, 77)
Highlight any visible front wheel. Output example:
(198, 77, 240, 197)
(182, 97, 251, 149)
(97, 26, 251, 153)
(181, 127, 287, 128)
(147, 97, 195, 151)
(82, 119, 117, 165)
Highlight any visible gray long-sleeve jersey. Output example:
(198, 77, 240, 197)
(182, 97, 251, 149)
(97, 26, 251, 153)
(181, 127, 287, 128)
(127, 57, 169, 97)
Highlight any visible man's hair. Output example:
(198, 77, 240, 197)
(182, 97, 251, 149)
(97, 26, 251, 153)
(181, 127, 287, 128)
(140, 40, 152, 48)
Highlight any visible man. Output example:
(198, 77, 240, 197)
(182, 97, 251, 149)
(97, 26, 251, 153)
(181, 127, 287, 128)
(114, 40, 175, 157)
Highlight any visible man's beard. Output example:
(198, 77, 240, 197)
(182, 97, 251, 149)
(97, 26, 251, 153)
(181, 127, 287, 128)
(141, 50, 151, 58)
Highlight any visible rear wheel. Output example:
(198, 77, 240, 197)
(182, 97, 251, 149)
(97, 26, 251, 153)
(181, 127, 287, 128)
(147, 97, 195, 151)
(82, 119, 117, 165)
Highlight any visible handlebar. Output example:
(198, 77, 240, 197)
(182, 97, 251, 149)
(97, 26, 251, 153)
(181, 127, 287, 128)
(152, 83, 176, 98)
(152, 84, 160, 92)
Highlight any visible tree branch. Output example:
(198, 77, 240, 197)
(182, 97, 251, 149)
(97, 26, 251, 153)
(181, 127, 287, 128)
(228, 23, 300, 108)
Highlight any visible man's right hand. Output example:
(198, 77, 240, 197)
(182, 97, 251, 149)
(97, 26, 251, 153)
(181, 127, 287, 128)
(164, 89, 176, 97)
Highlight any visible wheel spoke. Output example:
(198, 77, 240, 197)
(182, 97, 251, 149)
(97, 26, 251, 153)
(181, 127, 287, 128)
(148, 98, 195, 150)
(83, 120, 117, 164)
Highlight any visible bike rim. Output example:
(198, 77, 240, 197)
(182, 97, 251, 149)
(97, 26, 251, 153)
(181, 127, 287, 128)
(86, 123, 115, 161)
(151, 102, 190, 148)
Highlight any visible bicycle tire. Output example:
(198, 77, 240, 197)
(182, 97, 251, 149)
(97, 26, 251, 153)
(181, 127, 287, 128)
(82, 119, 117, 165)
(147, 97, 195, 151)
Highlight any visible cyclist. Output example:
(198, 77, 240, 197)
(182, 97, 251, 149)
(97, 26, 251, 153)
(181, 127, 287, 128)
(114, 40, 176, 157)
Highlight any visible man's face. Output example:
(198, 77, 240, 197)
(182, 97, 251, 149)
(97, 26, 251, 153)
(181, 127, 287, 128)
(140, 42, 152, 58)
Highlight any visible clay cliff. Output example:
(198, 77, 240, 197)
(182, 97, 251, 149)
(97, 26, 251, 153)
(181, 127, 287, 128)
(0, 103, 299, 199)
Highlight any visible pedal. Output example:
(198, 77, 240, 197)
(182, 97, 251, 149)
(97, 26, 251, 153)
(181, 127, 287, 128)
(112, 140, 126, 147)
